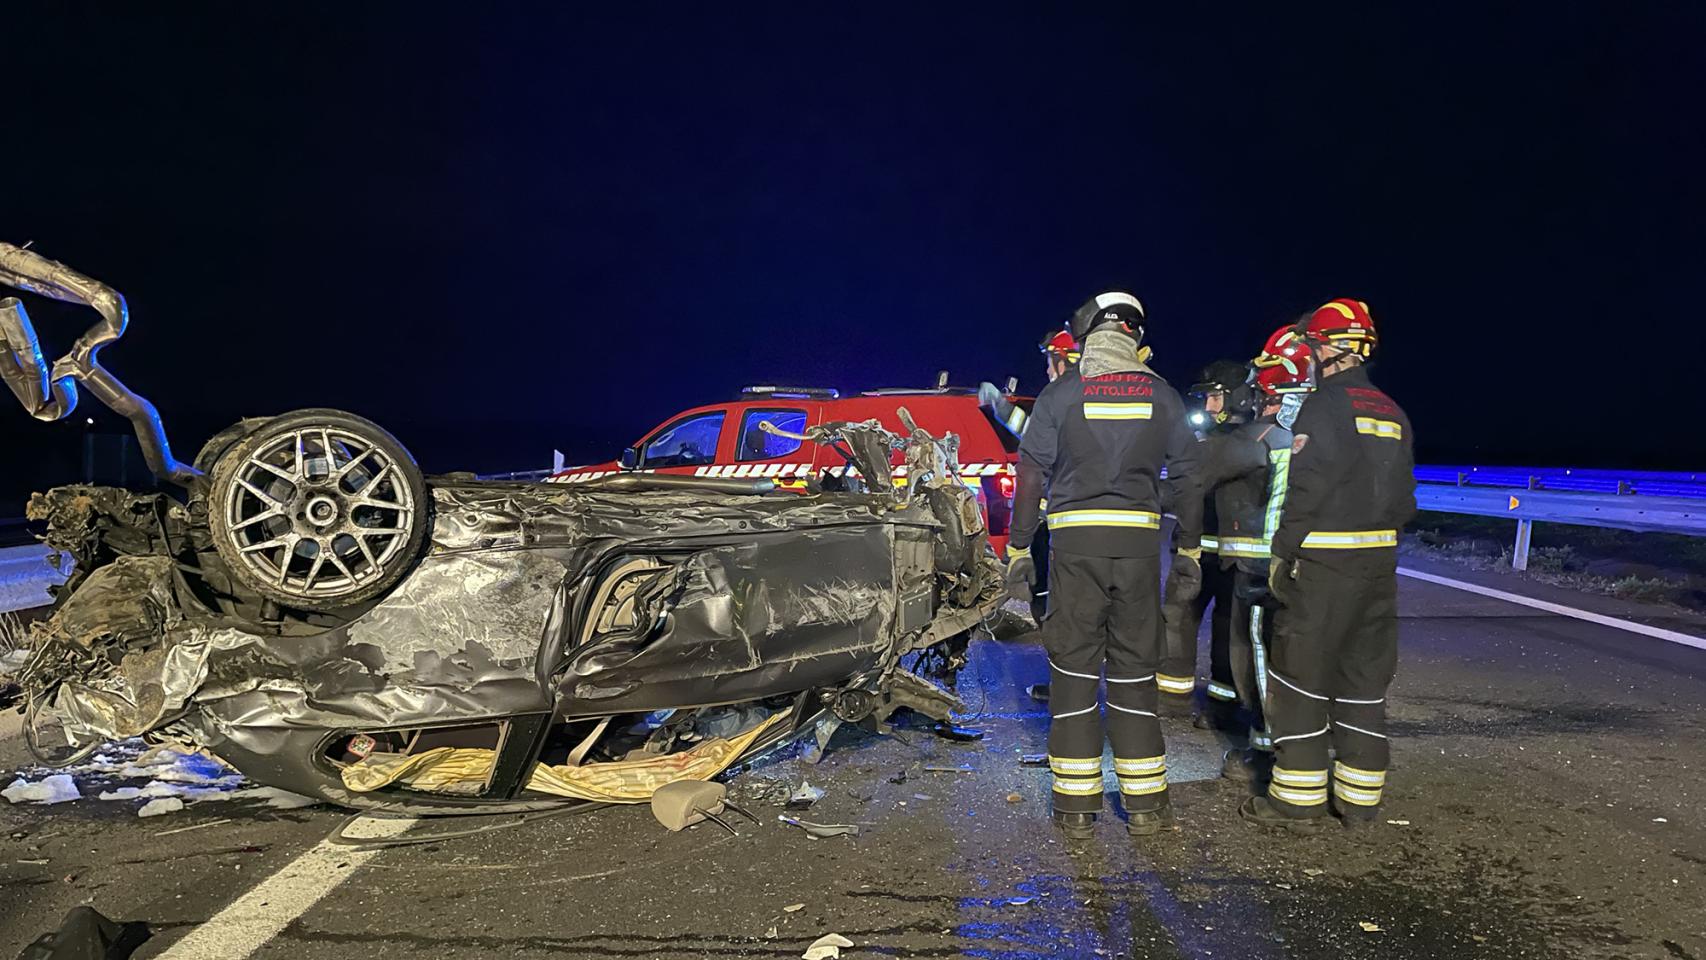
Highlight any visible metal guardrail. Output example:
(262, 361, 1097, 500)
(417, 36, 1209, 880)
(1416, 466, 1706, 500)
(476, 468, 556, 482)
(1415, 484, 1706, 571)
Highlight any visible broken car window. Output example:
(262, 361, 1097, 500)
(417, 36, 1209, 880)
(640, 411, 726, 468)
(737, 408, 808, 460)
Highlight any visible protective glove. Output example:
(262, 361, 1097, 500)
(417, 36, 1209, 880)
(1164, 548, 1203, 608)
(1267, 557, 1299, 605)
(977, 381, 1003, 409)
(1005, 545, 1036, 603)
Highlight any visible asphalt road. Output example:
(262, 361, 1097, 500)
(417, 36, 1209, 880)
(3, 563, 1705, 960)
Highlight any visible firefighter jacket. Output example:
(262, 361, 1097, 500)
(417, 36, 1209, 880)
(1010, 366, 1195, 559)
(1270, 365, 1416, 573)
(1169, 416, 1293, 575)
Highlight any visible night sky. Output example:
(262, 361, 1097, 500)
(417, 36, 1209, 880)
(3, 6, 1701, 513)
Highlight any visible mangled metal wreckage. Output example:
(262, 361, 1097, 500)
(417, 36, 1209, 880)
(0, 243, 1003, 813)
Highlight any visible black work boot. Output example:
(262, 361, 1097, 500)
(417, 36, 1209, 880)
(1238, 796, 1328, 835)
(1331, 796, 1380, 829)
(1126, 804, 1178, 837)
(1193, 698, 1242, 733)
(1053, 811, 1096, 840)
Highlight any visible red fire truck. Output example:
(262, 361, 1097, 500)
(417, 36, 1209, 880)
(551, 381, 1032, 555)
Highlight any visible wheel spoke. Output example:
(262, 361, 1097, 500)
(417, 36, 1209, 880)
(240, 536, 290, 555)
(237, 477, 283, 506)
(303, 547, 327, 591)
(355, 533, 381, 571)
(251, 459, 298, 484)
(230, 507, 285, 532)
(294, 431, 305, 480)
(325, 546, 357, 584)
(335, 447, 377, 482)
(321, 428, 337, 476)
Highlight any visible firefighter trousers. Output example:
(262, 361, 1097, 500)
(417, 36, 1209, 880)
(1229, 569, 1270, 749)
(1045, 549, 1169, 815)
(1160, 556, 1233, 704)
(1265, 557, 1398, 817)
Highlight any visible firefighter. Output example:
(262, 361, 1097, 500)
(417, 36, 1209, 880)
(981, 331, 1080, 631)
(1239, 299, 1416, 832)
(1159, 360, 1251, 721)
(1005, 292, 1197, 839)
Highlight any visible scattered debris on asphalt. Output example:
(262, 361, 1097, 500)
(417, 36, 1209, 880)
(778, 815, 861, 839)
(802, 933, 854, 959)
(137, 797, 185, 818)
(783, 903, 805, 913)
(152, 818, 233, 837)
(931, 723, 985, 742)
(786, 780, 826, 810)
(1385, 819, 1410, 825)
(1019, 754, 1048, 766)
(1359, 921, 1384, 933)
(3, 774, 81, 805)
(1006, 792, 1024, 803)
(923, 764, 974, 773)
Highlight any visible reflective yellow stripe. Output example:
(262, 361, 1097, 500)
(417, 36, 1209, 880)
(1048, 509, 1160, 530)
(1200, 536, 1220, 552)
(1205, 681, 1238, 702)
(1052, 777, 1105, 796)
(1272, 767, 1329, 787)
(1083, 402, 1153, 420)
(1049, 756, 1102, 775)
(1269, 785, 1328, 806)
(1155, 674, 1195, 694)
(1006, 544, 1031, 559)
(1117, 775, 1168, 796)
(1113, 756, 1166, 777)
(1218, 536, 1271, 558)
(1354, 417, 1403, 440)
(1333, 782, 1383, 806)
(1300, 529, 1397, 549)
(1005, 407, 1029, 434)
(1333, 762, 1386, 786)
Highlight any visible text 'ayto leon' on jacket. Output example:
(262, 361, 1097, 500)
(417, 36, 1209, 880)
(1010, 366, 1197, 559)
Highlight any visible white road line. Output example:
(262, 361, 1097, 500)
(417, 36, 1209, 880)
(1398, 567, 1706, 652)
(158, 816, 413, 959)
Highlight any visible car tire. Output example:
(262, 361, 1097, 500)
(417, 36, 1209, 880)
(208, 408, 430, 613)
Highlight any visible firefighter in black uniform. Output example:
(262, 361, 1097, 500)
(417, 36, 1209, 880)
(1240, 299, 1416, 832)
(1168, 340, 1316, 783)
(1160, 360, 1252, 721)
(1005, 292, 1196, 839)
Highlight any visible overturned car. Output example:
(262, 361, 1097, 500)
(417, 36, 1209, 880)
(0, 243, 1004, 813)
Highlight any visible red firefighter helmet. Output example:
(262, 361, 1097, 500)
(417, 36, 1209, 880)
(1039, 329, 1081, 363)
(1299, 298, 1377, 359)
(1251, 325, 1315, 396)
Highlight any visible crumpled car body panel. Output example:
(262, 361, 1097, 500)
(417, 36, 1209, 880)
(24, 476, 1001, 813)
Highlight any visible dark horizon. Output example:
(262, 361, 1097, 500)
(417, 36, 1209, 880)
(3, 5, 1702, 513)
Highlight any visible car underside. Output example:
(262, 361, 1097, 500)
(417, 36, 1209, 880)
(1, 243, 1005, 813)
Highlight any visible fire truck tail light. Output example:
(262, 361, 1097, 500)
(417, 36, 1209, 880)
(997, 474, 1016, 500)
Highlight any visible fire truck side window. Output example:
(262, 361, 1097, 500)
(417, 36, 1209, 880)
(640, 411, 726, 468)
(737, 409, 808, 460)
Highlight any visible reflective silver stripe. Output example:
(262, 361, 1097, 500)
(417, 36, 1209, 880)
(1005, 407, 1029, 433)
(1106, 673, 1154, 684)
(1156, 675, 1195, 693)
(1108, 703, 1157, 718)
(1083, 402, 1154, 420)
(1049, 660, 1101, 681)
(1050, 757, 1102, 774)
(1333, 763, 1386, 786)
(1300, 529, 1398, 549)
(1206, 682, 1238, 701)
(1333, 782, 1382, 805)
(1218, 537, 1272, 558)
(1334, 695, 1385, 705)
(1269, 785, 1327, 805)
(1053, 777, 1104, 795)
(1113, 757, 1165, 775)
(1052, 704, 1099, 720)
(1334, 720, 1388, 740)
(1048, 509, 1161, 529)
(1272, 725, 1330, 744)
(1200, 536, 1220, 552)
(1118, 776, 1168, 796)
(1269, 670, 1328, 700)
(1272, 767, 1329, 787)
(1251, 606, 1270, 706)
(1354, 417, 1403, 440)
